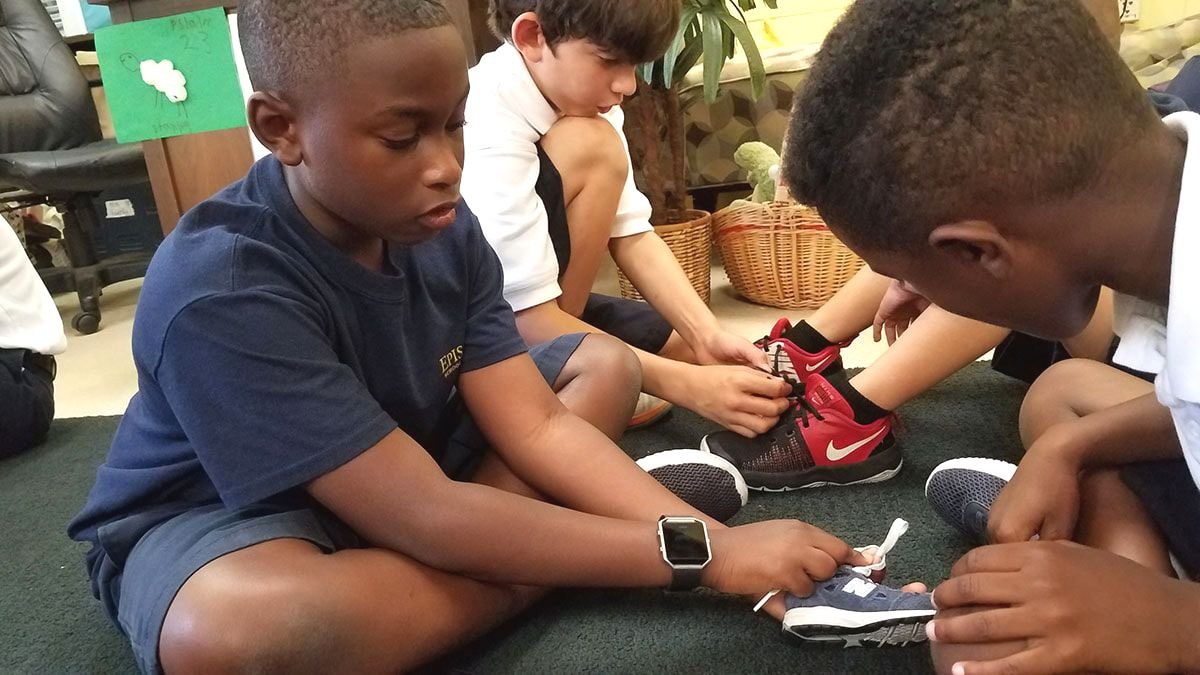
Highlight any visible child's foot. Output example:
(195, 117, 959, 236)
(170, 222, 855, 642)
(782, 568, 935, 647)
(629, 393, 673, 431)
(925, 457, 1017, 542)
(636, 449, 748, 522)
(700, 374, 901, 491)
(756, 318, 849, 384)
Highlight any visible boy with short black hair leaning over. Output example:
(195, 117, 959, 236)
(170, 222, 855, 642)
(786, 1, 1200, 672)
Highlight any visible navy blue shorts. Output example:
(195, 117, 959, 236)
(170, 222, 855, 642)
(107, 334, 585, 674)
(535, 142, 674, 355)
(1121, 460, 1200, 579)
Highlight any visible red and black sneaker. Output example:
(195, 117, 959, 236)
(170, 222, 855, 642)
(700, 373, 901, 491)
(756, 319, 849, 385)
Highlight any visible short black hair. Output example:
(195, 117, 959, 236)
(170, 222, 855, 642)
(238, 0, 452, 94)
(785, 0, 1161, 252)
(489, 0, 680, 65)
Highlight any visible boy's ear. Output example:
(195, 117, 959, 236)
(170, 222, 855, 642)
(246, 91, 303, 167)
(928, 220, 1013, 280)
(511, 11, 548, 63)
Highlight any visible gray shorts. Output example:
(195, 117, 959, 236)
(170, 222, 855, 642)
(110, 334, 585, 674)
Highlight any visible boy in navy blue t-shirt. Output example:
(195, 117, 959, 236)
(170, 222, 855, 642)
(68, 2, 882, 671)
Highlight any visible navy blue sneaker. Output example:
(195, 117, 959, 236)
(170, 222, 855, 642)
(782, 568, 934, 647)
(925, 458, 1016, 542)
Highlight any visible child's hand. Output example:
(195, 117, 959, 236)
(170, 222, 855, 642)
(694, 329, 769, 370)
(873, 278, 930, 345)
(703, 520, 870, 598)
(987, 429, 1083, 543)
(680, 364, 791, 437)
(930, 541, 1200, 674)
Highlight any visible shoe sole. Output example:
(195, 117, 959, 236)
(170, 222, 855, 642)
(783, 606, 934, 647)
(636, 449, 748, 523)
(925, 457, 1017, 540)
(628, 398, 673, 431)
(785, 618, 931, 648)
(700, 439, 903, 492)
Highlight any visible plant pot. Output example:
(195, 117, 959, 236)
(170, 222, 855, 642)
(617, 209, 713, 306)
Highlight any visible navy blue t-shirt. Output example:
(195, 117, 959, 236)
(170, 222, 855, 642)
(68, 157, 527, 572)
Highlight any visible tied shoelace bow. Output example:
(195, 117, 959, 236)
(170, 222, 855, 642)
(752, 518, 912, 613)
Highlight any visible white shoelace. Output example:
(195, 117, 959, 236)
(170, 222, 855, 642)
(752, 518, 911, 613)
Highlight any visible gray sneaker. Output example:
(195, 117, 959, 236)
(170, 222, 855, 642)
(782, 568, 934, 647)
(636, 449, 748, 523)
(925, 457, 1017, 542)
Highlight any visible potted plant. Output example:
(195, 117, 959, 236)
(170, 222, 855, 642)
(618, 0, 777, 303)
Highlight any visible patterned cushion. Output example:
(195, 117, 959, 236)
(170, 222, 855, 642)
(679, 46, 816, 188)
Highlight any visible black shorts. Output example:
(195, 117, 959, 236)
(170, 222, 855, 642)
(0, 347, 55, 457)
(97, 335, 585, 675)
(1121, 460, 1200, 579)
(534, 142, 674, 355)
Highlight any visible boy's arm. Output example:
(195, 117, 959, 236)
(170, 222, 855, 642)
(989, 392, 1181, 543)
(1051, 391, 1181, 467)
(514, 302, 790, 437)
(608, 231, 765, 368)
(309, 351, 866, 594)
(307, 426, 674, 588)
(930, 541, 1200, 674)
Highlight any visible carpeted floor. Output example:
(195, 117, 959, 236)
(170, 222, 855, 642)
(0, 363, 1028, 674)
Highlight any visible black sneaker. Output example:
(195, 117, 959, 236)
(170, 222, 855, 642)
(700, 377, 901, 491)
(924, 457, 1016, 542)
(636, 449, 748, 522)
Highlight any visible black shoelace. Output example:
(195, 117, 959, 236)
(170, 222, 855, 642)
(770, 346, 824, 443)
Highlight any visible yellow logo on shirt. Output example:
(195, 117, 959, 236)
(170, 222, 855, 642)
(440, 345, 464, 378)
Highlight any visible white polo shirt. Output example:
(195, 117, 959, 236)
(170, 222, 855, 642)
(462, 42, 653, 312)
(1112, 111, 1200, 488)
(0, 223, 66, 355)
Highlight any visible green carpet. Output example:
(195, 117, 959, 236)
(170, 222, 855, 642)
(1, 363, 1027, 674)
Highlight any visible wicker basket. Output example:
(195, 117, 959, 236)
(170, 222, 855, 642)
(713, 201, 864, 309)
(618, 209, 712, 305)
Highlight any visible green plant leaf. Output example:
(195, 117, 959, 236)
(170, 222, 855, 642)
(637, 61, 657, 87)
(719, 12, 767, 99)
(671, 37, 704, 86)
(701, 12, 724, 103)
(661, 6, 699, 90)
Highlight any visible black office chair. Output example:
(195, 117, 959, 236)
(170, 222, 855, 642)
(0, 0, 151, 335)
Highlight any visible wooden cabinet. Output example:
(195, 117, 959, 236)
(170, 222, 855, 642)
(92, 0, 476, 233)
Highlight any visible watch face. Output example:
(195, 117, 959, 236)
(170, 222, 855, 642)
(661, 519, 710, 566)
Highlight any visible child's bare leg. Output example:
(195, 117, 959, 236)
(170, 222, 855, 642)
(1077, 469, 1174, 574)
(804, 266, 891, 343)
(849, 307, 1008, 410)
(549, 334, 641, 440)
(851, 288, 1111, 412)
(158, 336, 640, 673)
(540, 117, 627, 317)
(159, 480, 546, 673)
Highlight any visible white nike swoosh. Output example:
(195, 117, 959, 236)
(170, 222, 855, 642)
(805, 355, 834, 373)
(826, 428, 888, 462)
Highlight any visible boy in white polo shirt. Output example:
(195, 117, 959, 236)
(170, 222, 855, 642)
(783, 0, 1200, 672)
(462, 0, 792, 438)
(0, 221, 65, 457)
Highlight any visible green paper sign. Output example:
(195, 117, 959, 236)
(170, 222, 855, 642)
(95, 8, 247, 143)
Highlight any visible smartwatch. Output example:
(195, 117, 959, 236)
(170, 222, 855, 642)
(657, 515, 712, 591)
